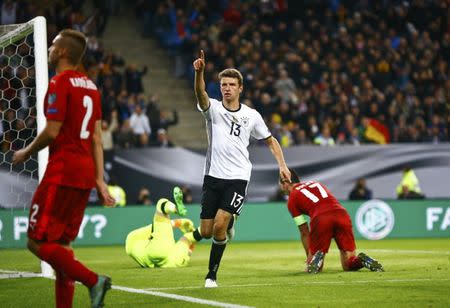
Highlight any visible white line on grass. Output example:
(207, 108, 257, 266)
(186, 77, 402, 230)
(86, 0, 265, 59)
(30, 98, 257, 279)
(331, 248, 450, 255)
(0, 270, 45, 280)
(0, 269, 253, 308)
(368, 249, 450, 255)
(113, 285, 254, 308)
(143, 278, 450, 291)
(145, 283, 283, 291)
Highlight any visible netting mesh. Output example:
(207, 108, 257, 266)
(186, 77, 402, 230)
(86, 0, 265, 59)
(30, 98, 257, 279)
(0, 23, 39, 209)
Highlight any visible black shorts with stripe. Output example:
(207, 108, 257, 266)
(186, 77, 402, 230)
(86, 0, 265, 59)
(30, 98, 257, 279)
(200, 175, 248, 219)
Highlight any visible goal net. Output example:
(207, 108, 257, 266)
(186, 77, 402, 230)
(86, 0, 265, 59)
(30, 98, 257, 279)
(0, 17, 52, 275)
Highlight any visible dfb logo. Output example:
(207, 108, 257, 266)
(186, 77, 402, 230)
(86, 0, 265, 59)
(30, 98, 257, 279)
(427, 207, 450, 231)
(356, 200, 395, 240)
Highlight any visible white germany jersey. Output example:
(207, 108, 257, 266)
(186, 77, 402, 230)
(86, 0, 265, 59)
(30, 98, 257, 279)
(198, 98, 271, 181)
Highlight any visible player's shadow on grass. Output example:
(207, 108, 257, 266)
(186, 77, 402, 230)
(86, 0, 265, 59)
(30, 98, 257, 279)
(285, 269, 345, 277)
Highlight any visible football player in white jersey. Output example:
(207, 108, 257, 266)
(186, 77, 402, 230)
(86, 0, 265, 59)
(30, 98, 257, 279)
(191, 50, 291, 288)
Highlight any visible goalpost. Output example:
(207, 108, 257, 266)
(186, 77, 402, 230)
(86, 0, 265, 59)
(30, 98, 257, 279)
(0, 17, 52, 276)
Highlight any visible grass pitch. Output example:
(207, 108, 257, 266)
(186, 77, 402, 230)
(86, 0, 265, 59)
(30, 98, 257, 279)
(1, 238, 449, 307)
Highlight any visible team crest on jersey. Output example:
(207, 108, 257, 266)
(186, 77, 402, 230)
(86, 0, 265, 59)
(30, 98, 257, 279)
(240, 116, 250, 127)
(48, 93, 57, 105)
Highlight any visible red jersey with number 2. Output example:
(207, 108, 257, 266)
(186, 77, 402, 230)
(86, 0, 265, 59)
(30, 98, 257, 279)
(287, 181, 345, 220)
(42, 70, 101, 189)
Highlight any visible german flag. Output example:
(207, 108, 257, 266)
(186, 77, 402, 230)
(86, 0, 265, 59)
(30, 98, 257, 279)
(364, 118, 390, 144)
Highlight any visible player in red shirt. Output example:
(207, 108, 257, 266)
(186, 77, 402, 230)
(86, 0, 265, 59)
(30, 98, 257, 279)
(279, 169, 384, 274)
(13, 29, 115, 308)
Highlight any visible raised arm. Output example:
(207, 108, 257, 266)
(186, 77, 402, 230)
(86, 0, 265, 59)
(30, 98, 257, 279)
(193, 50, 210, 111)
(92, 120, 115, 206)
(265, 136, 291, 182)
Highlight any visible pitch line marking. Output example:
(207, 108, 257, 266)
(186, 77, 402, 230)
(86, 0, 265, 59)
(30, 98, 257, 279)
(0, 269, 46, 280)
(0, 269, 253, 308)
(143, 278, 450, 291)
(326, 248, 450, 255)
(362, 249, 450, 255)
(113, 285, 254, 308)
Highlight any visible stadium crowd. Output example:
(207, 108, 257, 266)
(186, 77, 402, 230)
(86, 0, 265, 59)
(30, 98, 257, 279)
(0, 0, 178, 154)
(1, 0, 446, 206)
(139, 0, 449, 146)
(1, 0, 449, 153)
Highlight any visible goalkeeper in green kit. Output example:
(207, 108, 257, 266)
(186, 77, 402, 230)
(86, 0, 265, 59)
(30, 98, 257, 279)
(125, 187, 200, 268)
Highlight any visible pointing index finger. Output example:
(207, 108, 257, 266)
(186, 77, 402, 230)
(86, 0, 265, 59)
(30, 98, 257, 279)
(200, 49, 205, 60)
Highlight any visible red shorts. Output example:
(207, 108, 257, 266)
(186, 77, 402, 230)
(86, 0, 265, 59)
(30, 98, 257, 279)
(309, 209, 356, 254)
(27, 182, 90, 243)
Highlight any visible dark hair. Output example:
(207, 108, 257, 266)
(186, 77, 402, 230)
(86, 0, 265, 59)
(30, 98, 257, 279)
(280, 168, 300, 183)
(289, 168, 300, 183)
(218, 68, 243, 86)
(58, 29, 87, 65)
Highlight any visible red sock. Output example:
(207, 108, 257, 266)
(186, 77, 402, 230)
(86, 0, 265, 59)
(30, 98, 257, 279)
(347, 255, 364, 271)
(56, 270, 75, 308)
(39, 242, 98, 288)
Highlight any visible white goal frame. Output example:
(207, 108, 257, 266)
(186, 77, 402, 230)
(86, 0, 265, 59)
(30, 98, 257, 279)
(32, 16, 49, 185)
(33, 17, 53, 277)
(33, 16, 53, 277)
(1, 16, 50, 186)
(3, 16, 52, 276)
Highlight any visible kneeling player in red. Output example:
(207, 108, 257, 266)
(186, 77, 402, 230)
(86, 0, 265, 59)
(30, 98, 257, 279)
(279, 169, 384, 274)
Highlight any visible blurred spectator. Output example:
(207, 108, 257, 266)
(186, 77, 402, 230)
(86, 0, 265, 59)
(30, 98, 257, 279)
(116, 119, 133, 148)
(349, 178, 373, 200)
(314, 125, 335, 146)
(337, 114, 361, 145)
(306, 116, 319, 140)
(157, 109, 179, 132)
(145, 94, 162, 133)
(136, 187, 152, 205)
(1, 0, 17, 25)
(180, 185, 193, 204)
(425, 114, 447, 143)
(150, 2, 172, 40)
(124, 64, 147, 94)
(101, 110, 118, 151)
(396, 167, 425, 199)
(293, 129, 312, 145)
(150, 128, 174, 147)
(279, 124, 294, 148)
(102, 109, 118, 174)
(275, 69, 297, 104)
(129, 104, 151, 147)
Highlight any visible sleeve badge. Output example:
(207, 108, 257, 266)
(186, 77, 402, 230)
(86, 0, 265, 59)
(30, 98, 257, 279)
(48, 93, 57, 105)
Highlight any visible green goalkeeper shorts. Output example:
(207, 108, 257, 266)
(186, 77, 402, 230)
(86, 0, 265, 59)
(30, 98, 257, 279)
(164, 240, 192, 268)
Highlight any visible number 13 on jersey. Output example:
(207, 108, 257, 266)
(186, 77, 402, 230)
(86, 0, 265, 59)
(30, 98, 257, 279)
(229, 121, 241, 136)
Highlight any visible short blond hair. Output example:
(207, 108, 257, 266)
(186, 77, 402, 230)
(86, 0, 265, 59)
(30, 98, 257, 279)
(58, 29, 87, 65)
(218, 68, 243, 86)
